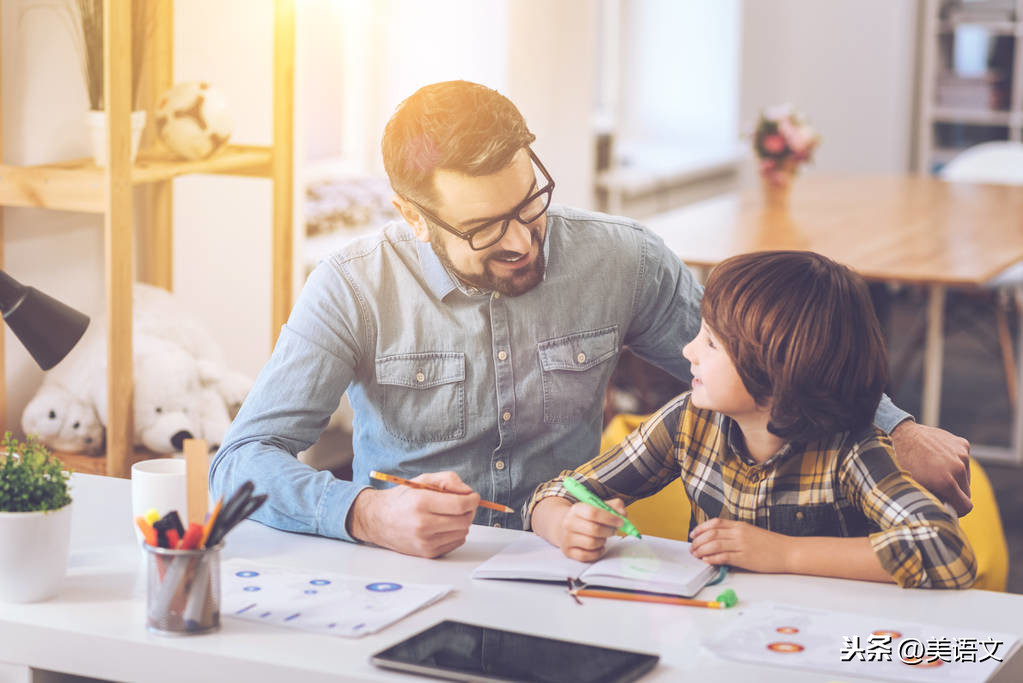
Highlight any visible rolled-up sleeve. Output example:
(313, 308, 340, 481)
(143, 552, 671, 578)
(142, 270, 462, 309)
(839, 434, 976, 589)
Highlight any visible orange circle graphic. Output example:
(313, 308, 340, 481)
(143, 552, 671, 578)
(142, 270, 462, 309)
(767, 642, 805, 653)
(776, 626, 799, 634)
(872, 630, 902, 639)
(903, 657, 943, 668)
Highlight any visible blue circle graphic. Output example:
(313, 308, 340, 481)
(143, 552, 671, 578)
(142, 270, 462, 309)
(235, 570, 260, 578)
(243, 585, 261, 592)
(309, 579, 331, 586)
(304, 589, 318, 595)
(366, 582, 402, 592)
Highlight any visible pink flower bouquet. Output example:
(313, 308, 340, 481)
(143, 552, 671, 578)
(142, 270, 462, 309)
(753, 104, 820, 186)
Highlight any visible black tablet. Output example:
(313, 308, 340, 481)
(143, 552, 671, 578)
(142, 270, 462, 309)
(370, 619, 659, 683)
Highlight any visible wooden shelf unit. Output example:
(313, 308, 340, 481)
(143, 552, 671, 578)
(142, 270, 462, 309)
(916, 0, 1023, 172)
(0, 0, 296, 478)
(0, 145, 274, 213)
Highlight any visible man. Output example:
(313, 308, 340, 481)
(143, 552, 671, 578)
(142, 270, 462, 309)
(211, 80, 971, 559)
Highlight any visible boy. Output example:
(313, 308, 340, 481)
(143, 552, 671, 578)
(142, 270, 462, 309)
(527, 251, 975, 589)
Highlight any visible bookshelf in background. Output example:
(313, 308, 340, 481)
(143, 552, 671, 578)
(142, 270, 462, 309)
(0, 0, 295, 477)
(917, 0, 1023, 173)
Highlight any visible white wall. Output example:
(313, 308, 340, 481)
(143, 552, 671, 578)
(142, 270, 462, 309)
(739, 0, 919, 183)
(618, 0, 740, 154)
(507, 0, 597, 209)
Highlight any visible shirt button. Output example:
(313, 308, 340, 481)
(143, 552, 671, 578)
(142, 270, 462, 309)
(498, 350, 507, 361)
(576, 352, 586, 363)
(502, 411, 511, 422)
(795, 510, 804, 520)
(494, 522, 502, 528)
(495, 460, 505, 470)
(415, 371, 425, 383)
(494, 292, 501, 299)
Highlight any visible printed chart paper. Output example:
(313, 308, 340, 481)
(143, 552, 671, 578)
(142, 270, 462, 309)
(703, 602, 1019, 683)
(221, 559, 452, 637)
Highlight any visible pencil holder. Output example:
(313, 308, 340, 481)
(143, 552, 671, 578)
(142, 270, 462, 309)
(144, 542, 223, 636)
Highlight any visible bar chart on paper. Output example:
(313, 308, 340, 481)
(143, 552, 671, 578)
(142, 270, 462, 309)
(221, 559, 452, 637)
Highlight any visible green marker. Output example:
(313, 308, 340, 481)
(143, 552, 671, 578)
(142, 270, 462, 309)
(562, 477, 642, 539)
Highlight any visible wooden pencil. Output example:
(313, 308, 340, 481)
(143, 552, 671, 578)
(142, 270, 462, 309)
(570, 587, 735, 609)
(369, 471, 515, 513)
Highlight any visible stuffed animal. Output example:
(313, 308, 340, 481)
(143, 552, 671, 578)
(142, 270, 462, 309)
(21, 383, 104, 454)
(21, 283, 252, 454)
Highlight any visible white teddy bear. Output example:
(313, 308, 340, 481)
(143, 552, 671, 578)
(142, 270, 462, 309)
(20, 383, 104, 453)
(21, 283, 251, 454)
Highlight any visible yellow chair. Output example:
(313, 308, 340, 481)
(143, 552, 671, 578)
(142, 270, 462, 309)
(601, 413, 1009, 591)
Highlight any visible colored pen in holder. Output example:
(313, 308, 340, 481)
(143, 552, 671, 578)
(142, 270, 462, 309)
(145, 541, 223, 636)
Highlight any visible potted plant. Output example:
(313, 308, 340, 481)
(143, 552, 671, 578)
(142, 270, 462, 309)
(0, 433, 73, 603)
(30, 0, 156, 165)
(751, 104, 820, 208)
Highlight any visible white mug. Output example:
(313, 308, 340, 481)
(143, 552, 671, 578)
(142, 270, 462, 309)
(131, 458, 188, 542)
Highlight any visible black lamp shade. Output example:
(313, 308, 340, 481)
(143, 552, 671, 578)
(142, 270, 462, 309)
(0, 270, 90, 371)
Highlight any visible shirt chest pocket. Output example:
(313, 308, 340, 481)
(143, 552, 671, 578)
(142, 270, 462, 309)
(538, 326, 619, 424)
(375, 353, 466, 444)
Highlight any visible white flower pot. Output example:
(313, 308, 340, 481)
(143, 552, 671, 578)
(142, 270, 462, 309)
(0, 503, 72, 603)
(86, 110, 147, 167)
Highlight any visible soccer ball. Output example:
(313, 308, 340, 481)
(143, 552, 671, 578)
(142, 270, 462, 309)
(154, 82, 233, 160)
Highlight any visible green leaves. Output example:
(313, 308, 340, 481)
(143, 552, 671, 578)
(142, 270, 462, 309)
(0, 433, 72, 513)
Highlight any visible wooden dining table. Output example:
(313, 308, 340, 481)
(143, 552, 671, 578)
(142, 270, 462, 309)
(644, 173, 1023, 465)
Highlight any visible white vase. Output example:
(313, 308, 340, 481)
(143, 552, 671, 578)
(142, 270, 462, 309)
(86, 110, 147, 167)
(0, 503, 73, 603)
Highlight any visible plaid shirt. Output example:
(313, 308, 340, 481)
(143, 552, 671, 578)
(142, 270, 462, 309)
(526, 392, 976, 589)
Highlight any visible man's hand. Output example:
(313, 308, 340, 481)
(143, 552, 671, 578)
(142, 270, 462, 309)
(347, 471, 480, 558)
(532, 495, 625, 562)
(689, 518, 791, 573)
(890, 421, 972, 516)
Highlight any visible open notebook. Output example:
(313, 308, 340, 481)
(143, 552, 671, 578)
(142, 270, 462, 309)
(472, 533, 719, 597)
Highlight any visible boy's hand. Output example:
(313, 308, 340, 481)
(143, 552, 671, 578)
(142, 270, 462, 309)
(532, 495, 626, 562)
(347, 471, 479, 558)
(690, 518, 791, 573)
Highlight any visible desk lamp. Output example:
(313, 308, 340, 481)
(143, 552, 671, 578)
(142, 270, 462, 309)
(0, 270, 89, 370)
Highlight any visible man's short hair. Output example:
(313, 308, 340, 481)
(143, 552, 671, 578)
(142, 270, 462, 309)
(701, 250, 888, 443)
(381, 80, 536, 205)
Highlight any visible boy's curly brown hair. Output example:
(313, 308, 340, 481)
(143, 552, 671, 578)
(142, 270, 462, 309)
(702, 250, 888, 442)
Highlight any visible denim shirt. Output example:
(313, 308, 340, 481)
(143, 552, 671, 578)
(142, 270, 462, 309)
(210, 204, 910, 542)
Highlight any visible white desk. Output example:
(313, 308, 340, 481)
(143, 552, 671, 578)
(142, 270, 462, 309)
(2, 474, 1021, 683)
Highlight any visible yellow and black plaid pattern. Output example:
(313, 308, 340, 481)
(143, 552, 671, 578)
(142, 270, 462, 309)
(526, 392, 976, 589)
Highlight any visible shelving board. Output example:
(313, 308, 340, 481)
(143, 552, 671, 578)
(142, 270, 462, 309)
(55, 448, 168, 478)
(930, 107, 1019, 125)
(0, 144, 273, 213)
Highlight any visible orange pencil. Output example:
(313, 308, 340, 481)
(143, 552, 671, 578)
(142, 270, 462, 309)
(369, 470, 515, 513)
(570, 587, 738, 609)
(198, 497, 224, 548)
(135, 516, 157, 547)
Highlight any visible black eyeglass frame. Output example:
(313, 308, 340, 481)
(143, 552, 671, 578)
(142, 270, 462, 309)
(404, 149, 555, 251)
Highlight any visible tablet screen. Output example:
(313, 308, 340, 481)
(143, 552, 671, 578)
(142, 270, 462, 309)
(370, 620, 659, 683)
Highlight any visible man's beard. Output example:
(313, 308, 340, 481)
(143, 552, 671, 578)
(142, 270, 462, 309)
(430, 225, 547, 297)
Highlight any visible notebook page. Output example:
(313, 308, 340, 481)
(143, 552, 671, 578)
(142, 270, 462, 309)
(471, 533, 592, 581)
(579, 535, 718, 596)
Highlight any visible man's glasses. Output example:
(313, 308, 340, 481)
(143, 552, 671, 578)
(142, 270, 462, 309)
(406, 149, 555, 251)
